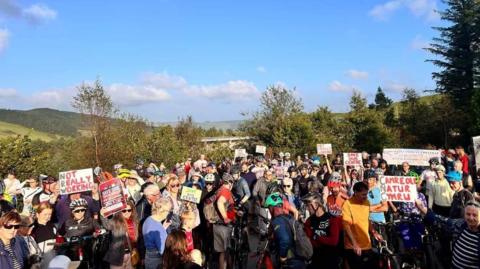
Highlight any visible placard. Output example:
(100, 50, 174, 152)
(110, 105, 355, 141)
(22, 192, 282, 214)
(380, 176, 417, 202)
(59, 168, 94, 195)
(343, 153, 363, 168)
(316, 144, 332, 155)
(473, 136, 480, 172)
(234, 148, 247, 159)
(382, 148, 441, 166)
(256, 145, 266, 155)
(180, 186, 202, 204)
(99, 179, 126, 217)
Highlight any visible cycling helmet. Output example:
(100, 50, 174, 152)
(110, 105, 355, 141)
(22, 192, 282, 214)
(285, 152, 291, 158)
(117, 168, 131, 179)
(329, 172, 342, 181)
(264, 193, 283, 208)
(428, 158, 440, 166)
(279, 152, 284, 158)
(446, 171, 462, 182)
(204, 173, 215, 183)
(301, 192, 323, 205)
(222, 173, 234, 184)
(69, 198, 88, 210)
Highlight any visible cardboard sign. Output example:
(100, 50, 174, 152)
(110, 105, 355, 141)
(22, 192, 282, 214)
(180, 186, 202, 204)
(99, 179, 126, 217)
(256, 145, 266, 155)
(382, 148, 441, 166)
(234, 148, 247, 159)
(59, 168, 94, 195)
(343, 153, 363, 168)
(473, 136, 480, 171)
(380, 176, 418, 202)
(316, 144, 332, 155)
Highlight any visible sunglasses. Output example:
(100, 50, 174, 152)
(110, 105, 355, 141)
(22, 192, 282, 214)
(206, 182, 214, 185)
(73, 209, 86, 213)
(122, 209, 132, 213)
(170, 184, 180, 188)
(283, 185, 292, 188)
(3, 224, 21, 230)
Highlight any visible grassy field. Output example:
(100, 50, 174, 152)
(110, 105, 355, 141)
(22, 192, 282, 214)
(0, 121, 63, 141)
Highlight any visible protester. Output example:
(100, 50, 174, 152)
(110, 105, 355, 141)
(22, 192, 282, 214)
(162, 230, 202, 269)
(0, 211, 29, 269)
(31, 202, 56, 255)
(136, 183, 160, 223)
(448, 170, 474, 218)
(19, 176, 42, 217)
(3, 170, 21, 206)
(142, 197, 172, 269)
(428, 165, 454, 217)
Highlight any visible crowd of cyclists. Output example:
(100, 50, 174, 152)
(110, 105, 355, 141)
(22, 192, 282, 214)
(0, 146, 479, 269)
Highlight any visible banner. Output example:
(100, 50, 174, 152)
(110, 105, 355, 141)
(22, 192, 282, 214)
(256, 145, 266, 155)
(59, 168, 94, 195)
(343, 153, 362, 168)
(382, 148, 441, 166)
(380, 176, 417, 202)
(180, 186, 203, 204)
(316, 144, 332, 155)
(99, 179, 126, 217)
(234, 148, 247, 159)
(473, 136, 480, 172)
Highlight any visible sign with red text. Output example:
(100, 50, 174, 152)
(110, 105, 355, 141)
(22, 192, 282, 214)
(380, 176, 417, 202)
(316, 144, 332, 155)
(59, 168, 94, 195)
(99, 179, 126, 217)
(382, 148, 441, 166)
(343, 153, 362, 168)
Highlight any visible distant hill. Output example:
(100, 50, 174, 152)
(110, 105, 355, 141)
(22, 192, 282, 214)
(0, 108, 82, 136)
(0, 120, 63, 141)
(158, 120, 243, 130)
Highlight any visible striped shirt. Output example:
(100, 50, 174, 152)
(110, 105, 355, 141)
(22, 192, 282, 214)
(452, 228, 479, 269)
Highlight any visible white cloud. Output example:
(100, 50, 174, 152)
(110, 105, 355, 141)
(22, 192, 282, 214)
(29, 88, 75, 109)
(107, 84, 171, 106)
(0, 28, 9, 53)
(369, 0, 439, 22)
(410, 34, 432, 50)
(346, 69, 369, 80)
(0, 87, 16, 98)
(23, 4, 57, 24)
(384, 82, 408, 93)
(141, 72, 188, 90)
(328, 80, 358, 93)
(184, 80, 260, 101)
(256, 66, 267, 73)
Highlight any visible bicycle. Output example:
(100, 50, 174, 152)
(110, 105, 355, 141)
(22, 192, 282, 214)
(229, 206, 250, 269)
(54, 231, 109, 269)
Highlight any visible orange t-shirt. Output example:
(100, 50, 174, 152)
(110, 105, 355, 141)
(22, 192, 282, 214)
(341, 198, 371, 250)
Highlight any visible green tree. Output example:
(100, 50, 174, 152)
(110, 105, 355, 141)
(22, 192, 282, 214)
(428, 0, 480, 139)
(372, 87, 393, 110)
(149, 126, 187, 168)
(72, 79, 115, 166)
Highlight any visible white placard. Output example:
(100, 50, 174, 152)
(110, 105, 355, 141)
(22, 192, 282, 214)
(316, 144, 332, 155)
(380, 176, 418, 202)
(473, 136, 480, 172)
(256, 145, 266, 155)
(234, 148, 247, 159)
(343, 153, 363, 168)
(382, 148, 441, 166)
(59, 168, 94, 195)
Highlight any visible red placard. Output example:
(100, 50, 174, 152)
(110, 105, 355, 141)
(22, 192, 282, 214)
(99, 178, 126, 217)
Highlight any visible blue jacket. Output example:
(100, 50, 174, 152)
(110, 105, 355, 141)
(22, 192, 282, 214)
(271, 214, 295, 259)
(0, 236, 29, 269)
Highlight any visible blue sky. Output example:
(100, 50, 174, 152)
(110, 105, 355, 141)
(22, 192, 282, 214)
(0, 0, 444, 122)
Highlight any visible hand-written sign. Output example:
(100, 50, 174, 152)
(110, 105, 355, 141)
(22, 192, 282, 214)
(382, 148, 441, 166)
(59, 168, 94, 195)
(234, 149, 247, 159)
(99, 179, 126, 217)
(343, 153, 363, 168)
(180, 186, 202, 204)
(473, 136, 480, 172)
(316, 144, 332, 155)
(380, 176, 418, 202)
(256, 145, 266, 155)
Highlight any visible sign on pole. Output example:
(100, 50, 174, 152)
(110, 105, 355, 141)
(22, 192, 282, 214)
(256, 145, 266, 155)
(59, 168, 94, 195)
(180, 186, 203, 204)
(380, 176, 418, 202)
(316, 144, 332, 155)
(343, 153, 363, 168)
(473, 136, 480, 172)
(382, 148, 441, 166)
(99, 179, 127, 217)
(234, 148, 247, 159)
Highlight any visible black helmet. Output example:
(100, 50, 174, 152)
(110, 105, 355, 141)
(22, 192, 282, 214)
(429, 158, 440, 165)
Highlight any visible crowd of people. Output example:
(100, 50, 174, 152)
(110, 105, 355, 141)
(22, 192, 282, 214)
(0, 147, 479, 269)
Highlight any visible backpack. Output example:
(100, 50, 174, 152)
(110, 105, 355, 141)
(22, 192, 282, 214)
(203, 191, 221, 224)
(281, 215, 313, 260)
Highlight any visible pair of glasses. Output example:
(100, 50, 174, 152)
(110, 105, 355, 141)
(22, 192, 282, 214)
(73, 209, 86, 213)
(283, 185, 291, 188)
(122, 209, 132, 213)
(4, 224, 21, 230)
(170, 184, 180, 188)
(206, 182, 214, 185)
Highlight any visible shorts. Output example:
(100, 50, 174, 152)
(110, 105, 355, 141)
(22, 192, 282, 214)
(213, 223, 232, 252)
